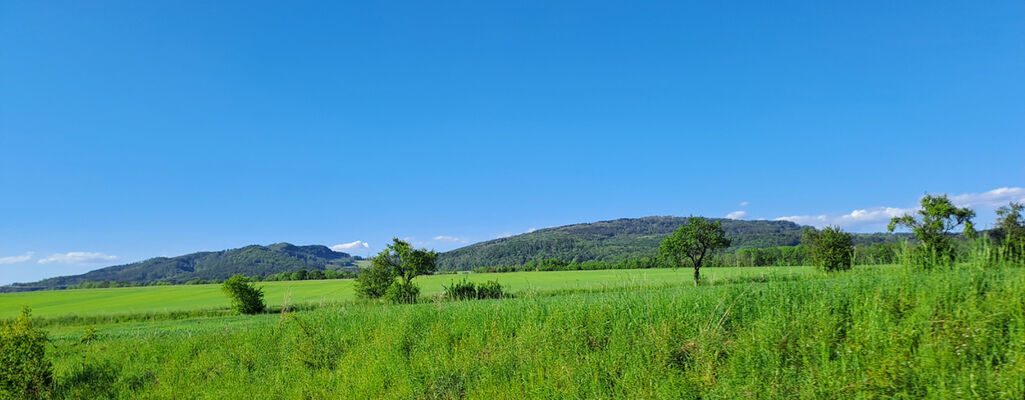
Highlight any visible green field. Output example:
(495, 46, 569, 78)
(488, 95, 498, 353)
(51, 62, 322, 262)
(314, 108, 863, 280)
(0, 266, 812, 319)
(4, 260, 1025, 399)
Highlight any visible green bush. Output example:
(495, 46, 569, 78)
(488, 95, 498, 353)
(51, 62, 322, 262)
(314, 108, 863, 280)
(475, 280, 504, 299)
(221, 275, 265, 314)
(355, 258, 395, 299)
(803, 226, 854, 272)
(384, 280, 420, 304)
(444, 279, 478, 300)
(0, 307, 52, 399)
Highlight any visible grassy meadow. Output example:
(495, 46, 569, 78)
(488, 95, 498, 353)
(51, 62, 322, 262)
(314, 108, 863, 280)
(0, 266, 812, 320)
(4, 259, 1025, 398)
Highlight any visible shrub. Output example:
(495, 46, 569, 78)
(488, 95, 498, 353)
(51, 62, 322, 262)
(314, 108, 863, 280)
(803, 226, 854, 272)
(355, 258, 395, 298)
(445, 279, 478, 300)
(221, 275, 266, 314)
(0, 307, 52, 399)
(476, 280, 505, 299)
(384, 280, 420, 304)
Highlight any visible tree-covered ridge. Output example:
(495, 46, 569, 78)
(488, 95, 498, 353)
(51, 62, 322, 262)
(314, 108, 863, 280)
(5, 243, 360, 292)
(437, 216, 908, 271)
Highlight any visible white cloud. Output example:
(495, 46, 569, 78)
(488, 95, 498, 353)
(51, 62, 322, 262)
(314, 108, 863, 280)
(0, 252, 34, 264)
(775, 186, 1025, 231)
(38, 252, 118, 265)
(330, 241, 370, 252)
(725, 210, 748, 219)
(739, 201, 749, 207)
(433, 235, 469, 244)
(950, 187, 1025, 208)
(777, 206, 914, 229)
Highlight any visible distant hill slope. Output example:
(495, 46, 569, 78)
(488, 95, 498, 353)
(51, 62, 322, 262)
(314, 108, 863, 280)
(6, 243, 360, 291)
(436, 216, 905, 270)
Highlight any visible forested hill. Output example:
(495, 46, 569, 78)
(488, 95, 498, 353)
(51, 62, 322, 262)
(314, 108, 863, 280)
(436, 216, 902, 271)
(6, 243, 360, 292)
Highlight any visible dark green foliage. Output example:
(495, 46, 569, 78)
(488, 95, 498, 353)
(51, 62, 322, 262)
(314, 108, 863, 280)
(853, 242, 903, 265)
(438, 217, 804, 270)
(0, 307, 52, 399)
(356, 239, 437, 302)
(803, 226, 854, 272)
(355, 257, 396, 298)
(11, 243, 361, 291)
(659, 217, 731, 285)
(221, 275, 266, 314)
(475, 280, 504, 299)
(444, 279, 478, 300)
(727, 246, 809, 267)
(992, 202, 1025, 261)
(889, 194, 976, 266)
(444, 279, 505, 301)
(384, 280, 420, 304)
(438, 216, 910, 271)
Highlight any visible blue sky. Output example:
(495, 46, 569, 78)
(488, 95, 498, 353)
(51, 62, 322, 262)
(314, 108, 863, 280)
(1, 1, 1023, 285)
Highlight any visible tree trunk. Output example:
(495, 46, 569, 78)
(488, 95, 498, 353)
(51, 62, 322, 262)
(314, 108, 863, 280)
(693, 265, 700, 286)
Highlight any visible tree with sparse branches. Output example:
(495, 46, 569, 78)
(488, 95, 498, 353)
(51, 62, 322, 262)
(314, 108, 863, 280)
(888, 194, 975, 265)
(659, 217, 731, 285)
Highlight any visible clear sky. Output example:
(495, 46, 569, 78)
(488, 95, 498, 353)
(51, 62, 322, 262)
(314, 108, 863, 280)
(2, 1, 1023, 285)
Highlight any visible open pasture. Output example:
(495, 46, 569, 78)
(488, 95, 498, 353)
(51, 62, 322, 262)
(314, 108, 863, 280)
(0, 266, 815, 319)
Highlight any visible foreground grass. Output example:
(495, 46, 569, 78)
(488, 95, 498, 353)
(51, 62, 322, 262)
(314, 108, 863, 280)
(45, 264, 1025, 399)
(0, 266, 813, 319)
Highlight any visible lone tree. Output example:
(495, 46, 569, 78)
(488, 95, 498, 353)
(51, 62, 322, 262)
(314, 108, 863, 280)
(355, 238, 437, 303)
(659, 216, 731, 285)
(888, 194, 975, 265)
(221, 274, 265, 314)
(803, 226, 854, 272)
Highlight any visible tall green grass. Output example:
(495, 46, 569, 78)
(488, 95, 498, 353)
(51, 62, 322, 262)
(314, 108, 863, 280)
(40, 250, 1024, 399)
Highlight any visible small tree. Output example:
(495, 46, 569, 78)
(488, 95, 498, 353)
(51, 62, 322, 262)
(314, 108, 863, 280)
(888, 194, 975, 265)
(221, 274, 265, 314)
(803, 226, 854, 271)
(0, 307, 52, 400)
(992, 202, 1025, 261)
(355, 238, 437, 303)
(659, 216, 731, 285)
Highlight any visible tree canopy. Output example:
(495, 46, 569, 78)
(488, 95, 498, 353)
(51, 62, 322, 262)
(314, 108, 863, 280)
(355, 238, 438, 303)
(658, 217, 731, 285)
(888, 194, 975, 265)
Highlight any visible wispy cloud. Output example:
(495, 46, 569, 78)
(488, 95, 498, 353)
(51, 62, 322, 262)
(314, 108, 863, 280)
(433, 235, 470, 244)
(739, 201, 749, 207)
(38, 252, 118, 265)
(0, 252, 34, 264)
(330, 240, 370, 252)
(775, 186, 1025, 231)
(725, 210, 748, 219)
